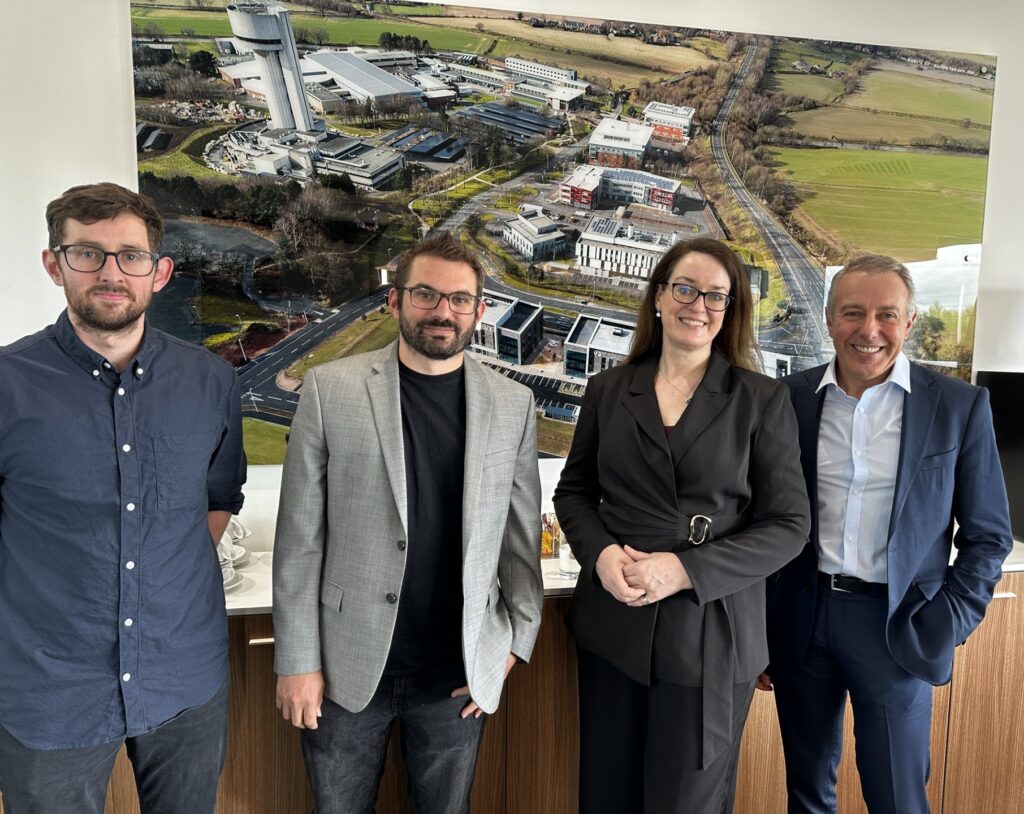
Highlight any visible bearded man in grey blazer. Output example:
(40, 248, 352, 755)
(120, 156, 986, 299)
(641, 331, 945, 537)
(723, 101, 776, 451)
(272, 232, 543, 814)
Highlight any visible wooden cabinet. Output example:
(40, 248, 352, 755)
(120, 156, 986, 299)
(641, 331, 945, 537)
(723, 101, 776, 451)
(942, 571, 1024, 814)
(4, 581, 1021, 814)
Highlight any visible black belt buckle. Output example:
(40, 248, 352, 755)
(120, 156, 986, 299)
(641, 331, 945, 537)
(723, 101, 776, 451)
(689, 515, 712, 546)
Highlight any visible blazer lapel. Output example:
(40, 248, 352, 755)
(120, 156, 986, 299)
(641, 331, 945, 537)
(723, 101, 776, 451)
(791, 368, 827, 518)
(668, 351, 733, 466)
(888, 365, 940, 539)
(461, 355, 493, 562)
(366, 344, 408, 536)
(621, 357, 671, 457)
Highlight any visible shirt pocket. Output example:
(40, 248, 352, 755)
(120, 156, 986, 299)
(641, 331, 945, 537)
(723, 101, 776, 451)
(152, 429, 221, 510)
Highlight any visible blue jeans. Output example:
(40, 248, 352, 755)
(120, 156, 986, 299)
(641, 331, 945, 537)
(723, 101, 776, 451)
(302, 674, 486, 814)
(0, 679, 228, 814)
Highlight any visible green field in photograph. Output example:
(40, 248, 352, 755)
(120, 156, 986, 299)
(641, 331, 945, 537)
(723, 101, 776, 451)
(786, 105, 989, 145)
(770, 38, 864, 72)
(773, 147, 988, 259)
(375, 4, 444, 15)
(488, 38, 671, 86)
(686, 36, 728, 60)
(841, 69, 993, 125)
(764, 71, 843, 103)
(242, 418, 289, 465)
(130, 9, 490, 51)
(931, 50, 997, 68)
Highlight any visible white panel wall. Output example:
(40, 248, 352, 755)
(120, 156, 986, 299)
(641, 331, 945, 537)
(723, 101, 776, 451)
(2, 0, 136, 343)
(2, 0, 1022, 370)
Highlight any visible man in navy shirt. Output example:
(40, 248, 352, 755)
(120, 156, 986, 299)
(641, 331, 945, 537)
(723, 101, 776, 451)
(0, 182, 246, 813)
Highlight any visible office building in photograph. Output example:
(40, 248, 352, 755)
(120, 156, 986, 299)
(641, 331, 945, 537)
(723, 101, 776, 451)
(471, 290, 544, 365)
(502, 210, 567, 261)
(642, 101, 695, 143)
(587, 118, 653, 168)
(563, 314, 636, 378)
(559, 165, 682, 212)
(575, 217, 677, 279)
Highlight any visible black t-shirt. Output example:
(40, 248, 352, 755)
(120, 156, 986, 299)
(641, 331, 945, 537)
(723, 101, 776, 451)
(384, 360, 467, 681)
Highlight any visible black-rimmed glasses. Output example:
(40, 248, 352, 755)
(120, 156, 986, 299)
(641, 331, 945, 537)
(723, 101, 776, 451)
(662, 283, 733, 311)
(53, 244, 159, 277)
(400, 286, 480, 315)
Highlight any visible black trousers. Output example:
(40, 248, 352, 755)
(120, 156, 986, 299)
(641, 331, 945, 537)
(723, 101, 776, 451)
(577, 648, 755, 814)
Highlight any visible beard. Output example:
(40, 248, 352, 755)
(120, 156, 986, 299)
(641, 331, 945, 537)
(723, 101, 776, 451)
(67, 283, 150, 333)
(399, 311, 473, 361)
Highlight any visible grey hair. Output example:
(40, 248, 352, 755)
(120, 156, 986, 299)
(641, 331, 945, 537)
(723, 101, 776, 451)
(826, 254, 916, 319)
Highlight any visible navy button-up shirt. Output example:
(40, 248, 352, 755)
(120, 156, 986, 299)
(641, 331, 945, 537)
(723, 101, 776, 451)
(0, 311, 246, 749)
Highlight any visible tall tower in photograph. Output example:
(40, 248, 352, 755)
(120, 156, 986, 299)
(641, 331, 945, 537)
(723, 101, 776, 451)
(226, 3, 316, 132)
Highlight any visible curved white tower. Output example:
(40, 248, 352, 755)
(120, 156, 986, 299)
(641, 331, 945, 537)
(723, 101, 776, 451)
(226, 3, 316, 132)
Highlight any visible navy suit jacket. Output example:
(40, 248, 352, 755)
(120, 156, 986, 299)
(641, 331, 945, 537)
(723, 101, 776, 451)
(767, 361, 1013, 685)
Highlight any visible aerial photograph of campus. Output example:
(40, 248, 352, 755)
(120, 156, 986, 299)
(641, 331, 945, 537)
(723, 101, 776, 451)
(128, 0, 996, 461)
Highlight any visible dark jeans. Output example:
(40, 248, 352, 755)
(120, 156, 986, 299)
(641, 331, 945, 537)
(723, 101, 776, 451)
(302, 674, 486, 814)
(0, 679, 228, 814)
(773, 590, 933, 814)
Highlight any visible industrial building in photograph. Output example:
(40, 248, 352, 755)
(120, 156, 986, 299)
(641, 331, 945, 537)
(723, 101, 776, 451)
(587, 118, 654, 168)
(471, 290, 545, 365)
(563, 314, 636, 378)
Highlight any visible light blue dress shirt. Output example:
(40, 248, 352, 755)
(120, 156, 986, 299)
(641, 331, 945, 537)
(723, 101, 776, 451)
(815, 353, 912, 583)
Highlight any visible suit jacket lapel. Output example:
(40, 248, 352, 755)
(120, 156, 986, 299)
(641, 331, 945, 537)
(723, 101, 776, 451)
(791, 368, 827, 519)
(622, 357, 671, 456)
(366, 343, 408, 537)
(888, 365, 940, 539)
(462, 355, 492, 562)
(668, 351, 733, 466)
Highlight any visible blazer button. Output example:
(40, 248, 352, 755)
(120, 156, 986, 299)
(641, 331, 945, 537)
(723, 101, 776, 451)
(386, 592, 398, 604)
(397, 540, 406, 551)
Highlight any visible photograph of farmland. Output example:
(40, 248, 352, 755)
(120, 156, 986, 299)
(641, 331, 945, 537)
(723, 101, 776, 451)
(127, 1, 995, 460)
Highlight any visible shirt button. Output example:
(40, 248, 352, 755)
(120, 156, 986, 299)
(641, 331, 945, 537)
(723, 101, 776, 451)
(117, 387, 125, 396)
(137, 367, 144, 375)
(848, 534, 855, 541)
(122, 444, 131, 453)
(124, 618, 133, 627)
(126, 503, 136, 512)
(92, 369, 100, 377)
(397, 540, 406, 550)
(103, 362, 112, 369)
(125, 560, 135, 570)
(854, 449, 862, 456)
(122, 673, 131, 682)
(386, 592, 398, 604)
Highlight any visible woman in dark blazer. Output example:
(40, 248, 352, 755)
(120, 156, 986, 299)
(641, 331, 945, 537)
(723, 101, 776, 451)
(553, 238, 810, 814)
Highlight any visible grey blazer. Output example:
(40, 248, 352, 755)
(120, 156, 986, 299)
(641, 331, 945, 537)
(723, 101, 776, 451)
(272, 342, 543, 714)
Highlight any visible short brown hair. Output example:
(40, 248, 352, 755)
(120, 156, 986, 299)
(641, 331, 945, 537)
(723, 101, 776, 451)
(826, 254, 916, 319)
(626, 238, 761, 372)
(46, 182, 165, 253)
(393, 231, 485, 296)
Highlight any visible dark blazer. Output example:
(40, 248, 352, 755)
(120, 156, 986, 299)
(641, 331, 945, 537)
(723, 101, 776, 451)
(768, 362, 1013, 686)
(554, 351, 810, 765)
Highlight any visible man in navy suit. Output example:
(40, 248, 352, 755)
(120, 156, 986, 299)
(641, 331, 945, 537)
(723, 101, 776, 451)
(761, 254, 1012, 814)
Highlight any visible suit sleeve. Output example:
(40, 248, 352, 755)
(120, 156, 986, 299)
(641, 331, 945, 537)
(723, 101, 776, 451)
(681, 382, 811, 605)
(552, 376, 620, 581)
(272, 369, 329, 677)
(498, 388, 544, 663)
(944, 386, 1013, 642)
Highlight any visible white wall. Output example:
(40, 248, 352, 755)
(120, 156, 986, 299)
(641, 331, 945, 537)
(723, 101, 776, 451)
(3, 0, 1022, 369)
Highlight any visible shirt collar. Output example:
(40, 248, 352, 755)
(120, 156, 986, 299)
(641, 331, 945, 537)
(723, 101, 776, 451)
(816, 352, 912, 395)
(52, 309, 158, 380)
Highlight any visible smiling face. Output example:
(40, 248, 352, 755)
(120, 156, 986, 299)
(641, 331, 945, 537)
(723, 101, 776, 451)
(387, 254, 485, 371)
(653, 251, 731, 357)
(827, 270, 916, 398)
(42, 212, 172, 335)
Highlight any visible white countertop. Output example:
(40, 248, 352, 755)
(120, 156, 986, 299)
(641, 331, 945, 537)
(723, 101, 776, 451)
(221, 465, 1024, 616)
(223, 464, 576, 616)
